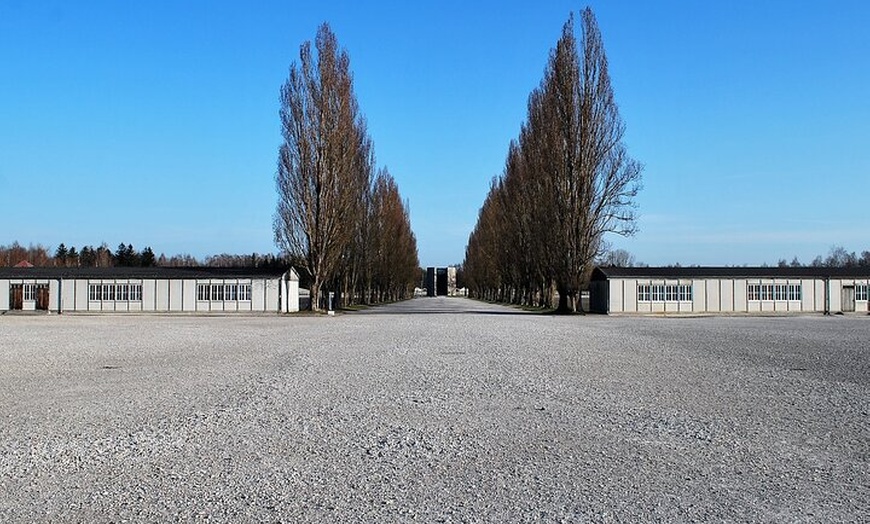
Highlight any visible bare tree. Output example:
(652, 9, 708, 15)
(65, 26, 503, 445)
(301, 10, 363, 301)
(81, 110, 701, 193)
(274, 23, 371, 310)
(599, 248, 636, 267)
(367, 168, 420, 302)
(564, 9, 642, 311)
(521, 9, 641, 311)
(824, 245, 858, 267)
(0, 242, 51, 267)
(463, 8, 642, 312)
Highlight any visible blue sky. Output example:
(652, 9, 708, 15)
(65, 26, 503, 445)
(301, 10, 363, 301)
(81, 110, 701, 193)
(1, 1, 868, 267)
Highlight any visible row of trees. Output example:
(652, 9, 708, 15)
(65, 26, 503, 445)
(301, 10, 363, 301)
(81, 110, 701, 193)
(596, 246, 870, 269)
(0, 241, 288, 271)
(273, 23, 419, 310)
(0, 243, 54, 267)
(463, 8, 643, 312)
(0, 242, 155, 267)
(777, 246, 870, 268)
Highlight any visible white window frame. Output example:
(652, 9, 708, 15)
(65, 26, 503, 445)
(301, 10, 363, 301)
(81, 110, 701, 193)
(197, 282, 251, 302)
(638, 283, 693, 303)
(88, 282, 143, 302)
(748, 282, 801, 302)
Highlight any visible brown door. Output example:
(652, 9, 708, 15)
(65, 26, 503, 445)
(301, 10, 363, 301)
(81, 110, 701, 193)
(9, 285, 23, 310)
(36, 285, 50, 311)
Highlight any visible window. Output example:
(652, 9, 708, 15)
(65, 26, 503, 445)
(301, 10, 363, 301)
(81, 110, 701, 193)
(857, 284, 869, 301)
(748, 283, 801, 301)
(747, 284, 758, 301)
(88, 283, 142, 302)
(197, 283, 251, 301)
(638, 285, 650, 302)
(23, 284, 36, 301)
(638, 283, 693, 302)
(679, 284, 693, 302)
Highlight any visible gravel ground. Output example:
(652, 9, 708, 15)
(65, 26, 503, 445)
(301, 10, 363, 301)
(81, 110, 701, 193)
(1, 298, 868, 522)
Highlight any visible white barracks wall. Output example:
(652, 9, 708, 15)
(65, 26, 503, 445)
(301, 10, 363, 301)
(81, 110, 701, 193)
(600, 276, 870, 314)
(5, 270, 298, 313)
(32, 277, 287, 313)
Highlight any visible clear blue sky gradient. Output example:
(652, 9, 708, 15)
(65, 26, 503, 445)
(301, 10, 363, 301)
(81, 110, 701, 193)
(2, 1, 868, 266)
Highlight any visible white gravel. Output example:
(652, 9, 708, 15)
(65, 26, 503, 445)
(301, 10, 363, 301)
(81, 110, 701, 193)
(1, 298, 868, 522)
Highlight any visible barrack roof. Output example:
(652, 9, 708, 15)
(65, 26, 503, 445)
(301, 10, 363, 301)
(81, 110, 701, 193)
(592, 266, 870, 280)
(0, 266, 296, 280)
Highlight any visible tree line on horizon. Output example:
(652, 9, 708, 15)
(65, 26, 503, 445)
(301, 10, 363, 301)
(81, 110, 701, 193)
(774, 246, 870, 268)
(273, 23, 419, 311)
(0, 241, 288, 271)
(597, 245, 870, 269)
(463, 8, 643, 313)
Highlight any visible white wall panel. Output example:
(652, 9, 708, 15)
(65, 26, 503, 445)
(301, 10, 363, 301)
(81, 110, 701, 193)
(705, 280, 720, 312)
(610, 279, 624, 312)
(155, 280, 170, 311)
(0, 280, 8, 310)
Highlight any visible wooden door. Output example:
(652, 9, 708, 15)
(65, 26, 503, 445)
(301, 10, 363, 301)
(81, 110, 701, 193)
(9, 285, 23, 310)
(842, 286, 856, 312)
(36, 285, 50, 311)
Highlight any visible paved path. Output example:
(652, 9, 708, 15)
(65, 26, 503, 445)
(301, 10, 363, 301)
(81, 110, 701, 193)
(355, 296, 535, 314)
(1, 299, 868, 522)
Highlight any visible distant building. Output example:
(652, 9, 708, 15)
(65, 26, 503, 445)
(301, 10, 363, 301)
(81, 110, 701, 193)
(0, 266, 299, 313)
(590, 266, 870, 314)
(446, 266, 458, 295)
(425, 266, 459, 297)
(425, 267, 436, 297)
(436, 268, 448, 296)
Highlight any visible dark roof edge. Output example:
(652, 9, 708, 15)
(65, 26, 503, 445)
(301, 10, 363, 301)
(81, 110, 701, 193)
(0, 266, 296, 279)
(592, 266, 870, 280)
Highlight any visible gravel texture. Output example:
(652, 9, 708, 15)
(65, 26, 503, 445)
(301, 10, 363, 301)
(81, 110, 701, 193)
(1, 298, 868, 522)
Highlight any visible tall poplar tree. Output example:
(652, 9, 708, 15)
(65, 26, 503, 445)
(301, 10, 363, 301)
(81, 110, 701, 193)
(464, 7, 642, 312)
(274, 23, 372, 310)
(571, 7, 642, 310)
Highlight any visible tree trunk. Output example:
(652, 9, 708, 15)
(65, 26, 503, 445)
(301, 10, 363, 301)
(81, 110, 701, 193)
(555, 284, 573, 314)
(310, 278, 321, 312)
